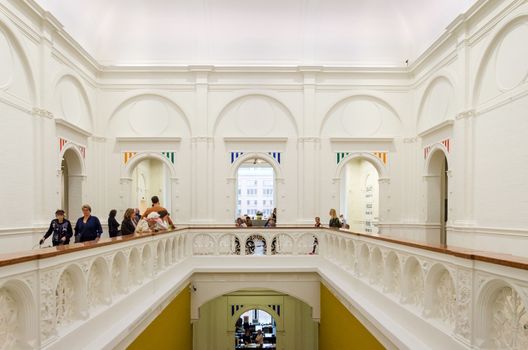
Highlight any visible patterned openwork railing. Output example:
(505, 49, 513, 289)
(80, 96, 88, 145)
(0, 227, 527, 349)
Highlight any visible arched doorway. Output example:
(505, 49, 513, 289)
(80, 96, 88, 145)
(60, 147, 84, 219)
(193, 289, 317, 350)
(130, 158, 172, 214)
(339, 157, 380, 233)
(425, 149, 449, 245)
(235, 309, 277, 349)
(235, 156, 276, 223)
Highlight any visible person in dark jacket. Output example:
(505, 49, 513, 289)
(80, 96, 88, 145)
(329, 208, 342, 229)
(121, 208, 136, 236)
(39, 209, 73, 246)
(108, 209, 120, 238)
(74, 204, 103, 243)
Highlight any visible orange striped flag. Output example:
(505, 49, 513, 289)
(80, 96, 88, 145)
(373, 152, 388, 164)
(123, 152, 136, 164)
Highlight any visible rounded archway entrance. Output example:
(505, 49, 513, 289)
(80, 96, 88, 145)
(60, 147, 84, 219)
(235, 309, 277, 349)
(129, 158, 172, 214)
(235, 155, 277, 224)
(425, 148, 449, 245)
(339, 156, 381, 233)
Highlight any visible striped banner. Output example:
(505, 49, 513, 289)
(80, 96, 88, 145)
(123, 152, 137, 164)
(230, 152, 244, 164)
(162, 151, 175, 164)
(441, 139, 451, 152)
(336, 152, 350, 164)
(424, 145, 432, 159)
(373, 152, 388, 164)
(79, 146, 86, 159)
(268, 152, 281, 164)
(59, 138, 68, 152)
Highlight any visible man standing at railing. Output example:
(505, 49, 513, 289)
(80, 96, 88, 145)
(141, 195, 174, 228)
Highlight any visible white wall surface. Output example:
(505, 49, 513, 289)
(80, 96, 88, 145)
(0, 0, 527, 256)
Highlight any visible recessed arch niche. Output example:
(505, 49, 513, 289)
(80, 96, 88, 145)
(417, 76, 455, 133)
(54, 75, 93, 132)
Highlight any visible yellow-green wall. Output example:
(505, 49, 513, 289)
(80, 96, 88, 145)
(319, 283, 384, 350)
(128, 285, 192, 350)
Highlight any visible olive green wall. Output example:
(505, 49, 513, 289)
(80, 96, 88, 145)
(128, 286, 192, 350)
(319, 283, 384, 350)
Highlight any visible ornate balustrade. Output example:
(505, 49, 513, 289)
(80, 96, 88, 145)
(0, 226, 526, 349)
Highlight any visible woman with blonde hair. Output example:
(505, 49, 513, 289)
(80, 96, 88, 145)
(121, 208, 136, 236)
(328, 208, 342, 229)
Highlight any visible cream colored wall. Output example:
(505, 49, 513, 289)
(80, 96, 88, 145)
(193, 292, 318, 350)
(1, 0, 528, 256)
(341, 159, 379, 233)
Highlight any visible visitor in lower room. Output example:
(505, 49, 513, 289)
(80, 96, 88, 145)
(39, 209, 73, 246)
(74, 204, 103, 243)
(243, 329, 252, 345)
(108, 209, 120, 238)
(255, 329, 264, 347)
(121, 208, 136, 236)
(329, 208, 342, 229)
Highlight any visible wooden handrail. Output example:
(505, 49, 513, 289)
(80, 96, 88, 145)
(0, 225, 527, 271)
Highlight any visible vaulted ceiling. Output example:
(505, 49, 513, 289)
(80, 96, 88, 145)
(36, 0, 476, 67)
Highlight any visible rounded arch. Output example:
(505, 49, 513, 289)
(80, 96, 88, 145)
(123, 152, 177, 179)
(416, 74, 456, 128)
(56, 263, 88, 323)
(424, 144, 450, 175)
(472, 15, 528, 106)
(475, 278, 528, 347)
(230, 152, 283, 179)
(53, 73, 94, 131)
(212, 93, 299, 136)
(107, 93, 191, 136)
(0, 20, 36, 103)
(0, 279, 37, 348)
(320, 94, 402, 137)
(87, 257, 111, 307)
(335, 152, 388, 179)
(195, 286, 318, 320)
(230, 304, 283, 330)
(60, 143, 86, 176)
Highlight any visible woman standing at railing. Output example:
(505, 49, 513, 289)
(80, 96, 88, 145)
(121, 208, 136, 236)
(74, 204, 103, 243)
(39, 209, 73, 246)
(329, 208, 342, 229)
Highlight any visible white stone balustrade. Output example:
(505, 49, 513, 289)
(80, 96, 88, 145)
(0, 227, 526, 350)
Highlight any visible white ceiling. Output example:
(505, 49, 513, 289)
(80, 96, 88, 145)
(35, 0, 476, 67)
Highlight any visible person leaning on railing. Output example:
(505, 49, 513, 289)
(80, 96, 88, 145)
(74, 204, 103, 243)
(141, 195, 174, 228)
(39, 209, 73, 246)
(328, 208, 342, 229)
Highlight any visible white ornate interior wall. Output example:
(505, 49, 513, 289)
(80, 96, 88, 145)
(0, 0, 527, 256)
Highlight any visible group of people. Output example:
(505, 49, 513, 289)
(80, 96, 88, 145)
(314, 209, 349, 229)
(235, 208, 277, 228)
(39, 196, 174, 247)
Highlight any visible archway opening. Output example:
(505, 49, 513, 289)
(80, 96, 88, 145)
(340, 158, 380, 233)
(426, 150, 449, 245)
(130, 158, 171, 213)
(60, 148, 83, 219)
(235, 309, 277, 349)
(236, 158, 275, 224)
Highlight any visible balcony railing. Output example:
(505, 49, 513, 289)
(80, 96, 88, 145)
(0, 226, 527, 349)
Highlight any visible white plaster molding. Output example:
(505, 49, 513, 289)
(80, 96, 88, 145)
(417, 120, 454, 138)
(55, 118, 92, 138)
(223, 137, 288, 143)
